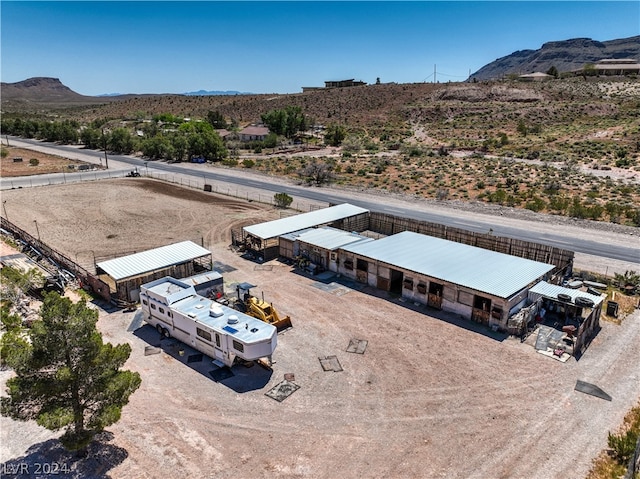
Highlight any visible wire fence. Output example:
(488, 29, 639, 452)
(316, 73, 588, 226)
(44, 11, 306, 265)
(1, 168, 323, 214)
(625, 433, 640, 479)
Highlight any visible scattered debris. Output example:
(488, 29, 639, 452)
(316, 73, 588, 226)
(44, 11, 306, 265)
(319, 355, 343, 372)
(284, 373, 295, 381)
(346, 338, 368, 354)
(265, 379, 300, 402)
(144, 346, 161, 356)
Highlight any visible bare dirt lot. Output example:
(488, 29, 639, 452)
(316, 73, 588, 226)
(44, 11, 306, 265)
(1, 146, 93, 177)
(1, 179, 640, 479)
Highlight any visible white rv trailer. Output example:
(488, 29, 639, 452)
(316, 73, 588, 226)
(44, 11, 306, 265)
(140, 276, 277, 368)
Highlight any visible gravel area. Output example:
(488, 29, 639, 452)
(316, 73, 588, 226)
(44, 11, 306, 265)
(1, 177, 639, 479)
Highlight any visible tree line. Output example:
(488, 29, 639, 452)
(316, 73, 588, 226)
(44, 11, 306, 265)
(1, 106, 349, 163)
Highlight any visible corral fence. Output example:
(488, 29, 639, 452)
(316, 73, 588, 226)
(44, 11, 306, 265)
(625, 434, 640, 479)
(343, 211, 574, 276)
(0, 217, 111, 303)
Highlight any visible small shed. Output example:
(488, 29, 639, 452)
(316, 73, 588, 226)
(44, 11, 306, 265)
(527, 281, 603, 357)
(96, 241, 212, 303)
(242, 203, 369, 261)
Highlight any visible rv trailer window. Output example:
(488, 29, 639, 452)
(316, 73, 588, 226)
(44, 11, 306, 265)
(159, 307, 165, 314)
(215, 334, 221, 347)
(232, 340, 244, 352)
(150, 303, 156, 310)
(142, 299, 148, 306)
(196, 328, 212, 342)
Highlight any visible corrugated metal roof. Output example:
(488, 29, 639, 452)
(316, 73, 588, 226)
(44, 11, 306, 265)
(96, 241, 211, 281)
(528, 281, 604, 305)
(293, 227, 373, 251)
(342, 231, 555, 299)
(243, 203, 369, 240)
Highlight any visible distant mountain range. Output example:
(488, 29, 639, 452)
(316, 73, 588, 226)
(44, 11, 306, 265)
(98, 89, 251, 97)
(470, 36, 640, 81)
(2, 35, 638, 107)
(183, 89, 251, 96)
(0, 77, 253, 107)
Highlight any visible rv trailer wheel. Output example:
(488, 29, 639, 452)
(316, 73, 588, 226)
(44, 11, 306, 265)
(156, 324, 163, 335)
(162, 328, 171, 339)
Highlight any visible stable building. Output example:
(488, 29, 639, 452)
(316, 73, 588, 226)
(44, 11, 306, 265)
(242, 203, 369, 261)
(96, 241, 213, 303)
(279, 226, 372, 273)
(338, 231, 555, 330)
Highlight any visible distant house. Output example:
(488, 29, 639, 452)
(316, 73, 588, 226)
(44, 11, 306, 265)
(571, 58, 640, 76)
(592, 58, 640, 75)
(238, 126, 270, 142)
(324, 79, 367, 88)
(216, 129, 235, 141)
(519, 72, 553, 81)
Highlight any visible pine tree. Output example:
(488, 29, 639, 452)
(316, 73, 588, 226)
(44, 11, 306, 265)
(1, 292, 141, 455)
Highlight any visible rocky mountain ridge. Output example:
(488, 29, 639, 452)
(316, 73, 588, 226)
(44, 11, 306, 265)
(470, 36, 640, 80)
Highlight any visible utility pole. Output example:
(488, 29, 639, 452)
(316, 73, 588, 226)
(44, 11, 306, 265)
(33, 220, 41, 241)
(102, 129, 109, 169)
(434, 64, 437, 84)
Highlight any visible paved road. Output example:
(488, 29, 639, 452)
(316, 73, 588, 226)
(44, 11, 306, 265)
(3, 137, 639, 264)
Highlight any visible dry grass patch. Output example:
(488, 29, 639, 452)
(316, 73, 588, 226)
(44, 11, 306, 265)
(1, 146, 93, 177)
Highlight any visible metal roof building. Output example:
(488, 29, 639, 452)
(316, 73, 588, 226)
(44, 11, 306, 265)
(341, 231, 554, 299)
(281, 227, 373, 251)
(96, 241, 213, 303)
(242, 203, 369, 260)
(338, 231, 554, 329)
(279, 226, 373, 273)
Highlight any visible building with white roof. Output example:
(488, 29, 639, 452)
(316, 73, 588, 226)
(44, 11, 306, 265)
(279, 226, 373, 272)
(96, 240, 213, 303)
(338, 231, 555, 329)
(242, 203, 369, 260)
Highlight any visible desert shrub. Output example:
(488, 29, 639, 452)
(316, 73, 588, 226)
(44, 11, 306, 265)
(243, 159, 255, 168)
(607, 430, 638, 463)
(29, 158, 39, 166)
(222, 158, 238, 167)
(273, 192, 293, 208)
(525, 196, 546, 212)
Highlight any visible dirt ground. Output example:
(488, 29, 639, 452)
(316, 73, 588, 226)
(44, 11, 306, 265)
(1, 178, 640, 479)
(1, 146, 94, 177)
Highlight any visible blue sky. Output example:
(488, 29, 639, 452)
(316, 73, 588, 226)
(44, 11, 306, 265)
(1, 1, 638, 95)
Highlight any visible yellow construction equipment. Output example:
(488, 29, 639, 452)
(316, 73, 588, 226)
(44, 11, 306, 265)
(236, 283, 292, 332)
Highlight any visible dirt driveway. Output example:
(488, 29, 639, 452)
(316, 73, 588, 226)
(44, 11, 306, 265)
(1, 178, 640, 478)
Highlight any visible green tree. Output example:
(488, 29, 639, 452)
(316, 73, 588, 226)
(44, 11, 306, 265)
(274, 192, 293, 208)
(80, 127, 103, 150)
(546, 66, 558, 78)
(324, 124, 347, 146)
(261, 106, 308, 139)
(0, 293, 141, 455)
(206, 110, 228, 129)
(108, 127, 136, 154)
(0, 265, 45, 304)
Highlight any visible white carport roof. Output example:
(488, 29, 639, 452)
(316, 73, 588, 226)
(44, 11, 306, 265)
(243, 203, 368, 240)
(96, 241, 211, 281)
(284, 226, 373, 251)
(528, 281, 604, 306)
(342, 231, 555, 299)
